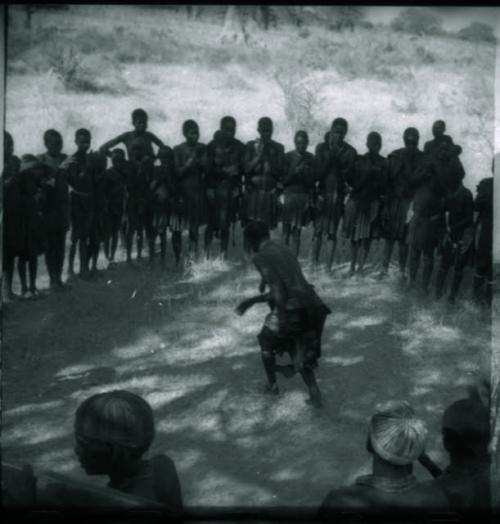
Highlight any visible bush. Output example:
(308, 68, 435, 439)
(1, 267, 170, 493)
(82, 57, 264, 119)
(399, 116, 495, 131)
(390, 7, 443, 36)
(457, 22, 496, 44)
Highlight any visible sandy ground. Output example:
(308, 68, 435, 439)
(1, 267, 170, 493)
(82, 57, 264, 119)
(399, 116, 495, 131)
(2, 229, 490, 509)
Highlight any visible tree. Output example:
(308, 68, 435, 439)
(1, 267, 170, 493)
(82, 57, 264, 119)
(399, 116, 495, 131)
(219, 6, 247, 44)
(391, 7, 443, 37)
(334, 6, 365, 32)
(457, 22, 496, 44)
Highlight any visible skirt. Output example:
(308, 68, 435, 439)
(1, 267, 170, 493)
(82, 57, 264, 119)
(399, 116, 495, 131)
(382, 197, 412, 241)
(343, 198, 380, 242)
(183, 190, 207, 231)
(282, 192, 309, 228)
(406, 214, 445, 252)
(243, 189, 278, 229)
(314, 193, 343, 236)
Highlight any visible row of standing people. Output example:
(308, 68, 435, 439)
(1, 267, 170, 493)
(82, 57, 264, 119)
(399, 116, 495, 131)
(2, 110, 493, 306)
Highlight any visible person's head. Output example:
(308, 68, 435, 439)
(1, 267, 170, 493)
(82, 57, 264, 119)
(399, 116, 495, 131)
(220, 116, 236, 142)
(437, 141, 453, 162)
(367, 400, 427, 469)
(157, 146, 171, 166)
(331, 118, 348, 144)
(403, 127, 419, 148)
(75, 128, 91, 153)
(432, 120, 446, 139)
(111, 148, 126, 169)
(366, 131, 382, 155)
(74, 390, 155, 477)
(324, 131, 331, 144)
(4, 131, 14, 158)
(294, 130, 309, 154)
(43, 129, 63, 156)
(243, 221, 270, 253)
(130, 137, 147, 161)
(258, 117, 273, 143)
(183, 119, 199, 146)
(442, 398, 490, 464)
(131, 108, 148, 133)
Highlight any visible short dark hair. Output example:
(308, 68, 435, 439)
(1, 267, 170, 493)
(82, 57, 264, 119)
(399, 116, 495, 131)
(43, 129, 62, 142)
(75, 128, 91, 140)
(295, 130, 309, 142)
(367, 131, 382, 145)
(258, 117, 273, 131)
(331, 117, 348, 131)
(111, 148, 125, 159)
(183, 119, 199, 135)
(243, 220, 270, 247)
(132, 108, 148, 121)
(220, 115, 236, 128)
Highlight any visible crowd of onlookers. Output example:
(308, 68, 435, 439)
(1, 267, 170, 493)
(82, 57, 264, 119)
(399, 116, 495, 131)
(2, 110, 494, 309)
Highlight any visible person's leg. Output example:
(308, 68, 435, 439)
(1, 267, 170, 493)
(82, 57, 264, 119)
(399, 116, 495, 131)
(313, 231, 322, 266)
(3, 251, 15, 299)
(359, 238, 371, 272)
(398, 239, 409, 279)
(292, 226, 301, 258)
(126, 216, 134, 263)
(189, 227, 199, 260)
(283, 223, 291, 246)
(68, 239, 77, 276)
(55, 229, 67, 285)
(327, 231, 338, 272)
(136, 227, 144, 261)
(148, 228, 157, 267)
(18, 257, 28, 295)
(172, 229, 182, 266)
(436, 247, 452, 300)
(45, 231, 55, 287)
(159, 230, 167, 267)
(28, 256, 38, 293)
(79, 238, 89, 278)
(220, 227, 229, 258)
(300, 367, 323, 408)
(257, 329, 279, 394)
(349, 239, 359, 274)
(204, 222, 213, 259)
(380, 239, 394, 277)
(408, 246, 420, 288)
(421, 247, 434, 295)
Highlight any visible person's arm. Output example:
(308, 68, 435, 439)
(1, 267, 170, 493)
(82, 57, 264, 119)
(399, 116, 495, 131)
(173, 146, 192, 178)
(147, 131, 165, 150)
(99, 133, 128, 156)
(245, 141, 263, 175)
(418, 452, 443, 479)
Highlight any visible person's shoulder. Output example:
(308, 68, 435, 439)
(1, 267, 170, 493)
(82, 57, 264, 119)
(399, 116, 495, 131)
(320, 484, 368, 512)
(271, 140, 285, 153)
(477, 177, 493, 192)
(149, 454, 177, 474)
(344, 142, 357, 155)
(173, 142, 185, 153)
(285, 150, 297, 160)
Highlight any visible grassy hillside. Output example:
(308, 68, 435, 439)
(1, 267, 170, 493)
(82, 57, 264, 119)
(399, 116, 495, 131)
(6, 5, 496, 191)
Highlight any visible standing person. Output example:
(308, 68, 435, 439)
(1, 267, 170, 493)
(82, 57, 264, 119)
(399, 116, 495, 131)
(104, 149, 128, 268)
(149, 145, 174, 268)
(423, 120, 462, 159)
(313, 118, 357, 271)
(74, 390, 183, 513)
(435, 181, 474, 303)
(343, 132, 387, 275)
(472, 162, 494, 308)
(243, 117, 285, 241)
(318, 401, 448, 514)
(38, 129, 70, 291)
(87, 152, 108, 277)
(379, 128, 427, 283)
(431, 141, 466, 198)
(2, 132, 23, 302)
(235, 221, 331, 408)
(173, 120, 208, 261)
(64, 129, 96, 280)
(282, 130, 316, 258)
(99, 108, 164, 161)
(125, 138, 154, 265)
(205, 116, 245, 259)
(17, 155, 51, 298)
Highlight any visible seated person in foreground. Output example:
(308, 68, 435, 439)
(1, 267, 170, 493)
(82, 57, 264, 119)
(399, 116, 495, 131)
(318, 400, 449, 516)
(74, 389, 183, 513)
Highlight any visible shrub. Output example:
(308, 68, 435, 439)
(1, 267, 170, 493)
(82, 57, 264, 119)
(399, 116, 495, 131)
(390, 7, 443, 36)
(457, 22, 496, 44)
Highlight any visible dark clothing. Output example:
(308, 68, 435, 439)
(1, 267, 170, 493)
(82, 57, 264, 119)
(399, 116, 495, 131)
(281, 150, 315, 228)
(126, 158, 154, 234)
(424, 135, 462, 158)
(65, 152, 97, 243)
(150, 163, 174, 232)
(3, 155, 23, 255)
(383, 147, 428, 241)
(435, 463, 490, 511)
(314, 140, 357, 236)
(104, 166, 127, 233)
(89, 163, 108, 245)
(37, 153, 70, 233)
(243, 139, 285, 228)
(100, 131, 164, 161)
(431, 156, 466, 196)
(173, 142, 208, 231)
(474, 177, 493, 271)
(343, 152, 387, 241)
(253, 240, 331, 365)
(206, 137, 245, 230)
(107, 455, 182, 513)
(319, 474, 449, 514)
